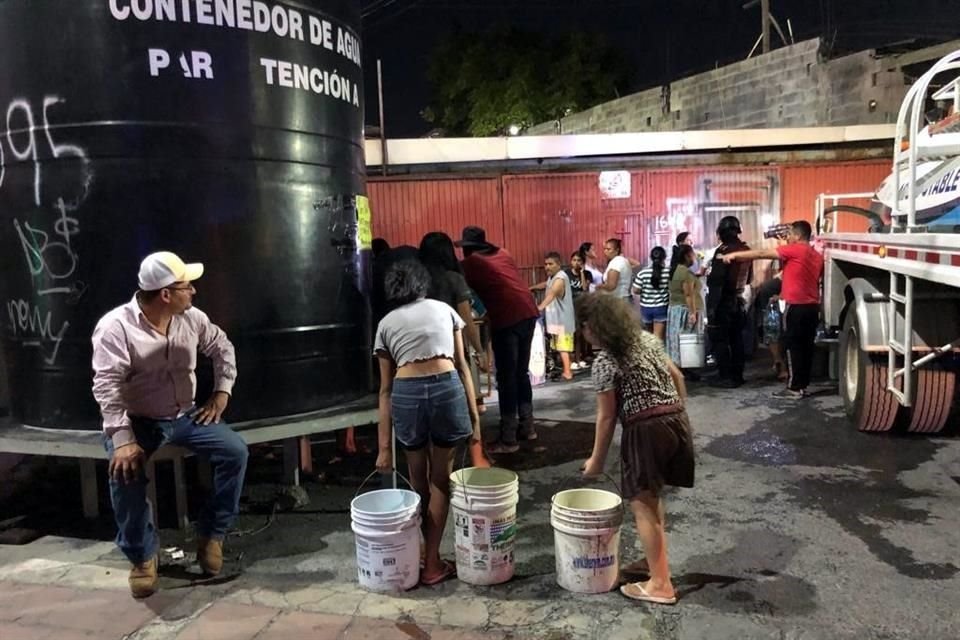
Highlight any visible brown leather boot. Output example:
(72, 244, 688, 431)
(197, 537, 224, 576)
(129, 556, 158, 598)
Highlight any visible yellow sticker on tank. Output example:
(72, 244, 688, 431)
(356, 195, 372, 250)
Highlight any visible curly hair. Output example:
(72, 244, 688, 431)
(384, 259, 430, 306)
(574, 292, 644, 361)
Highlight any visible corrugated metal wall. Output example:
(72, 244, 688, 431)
(367, 177, 503, 248)
(782, 161, 890, 232)
(368, 160, 891, 280)
(502, 173, 624, 273)
(644, 167, 783, 253)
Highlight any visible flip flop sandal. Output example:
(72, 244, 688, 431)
(420, 560, 456, 586)
(620, 582, 677, 605)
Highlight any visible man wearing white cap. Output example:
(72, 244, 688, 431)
(91, 251, 247, 598)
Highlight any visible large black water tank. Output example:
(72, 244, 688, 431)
(0, 0, 370, 429)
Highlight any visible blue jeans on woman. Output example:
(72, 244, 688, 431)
(102, 413, 249, 564)
(391, 372, 473, 449)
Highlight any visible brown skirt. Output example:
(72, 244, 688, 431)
(621, 405, 695, 498)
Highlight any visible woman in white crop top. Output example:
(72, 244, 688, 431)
(373, 259, 480, 586)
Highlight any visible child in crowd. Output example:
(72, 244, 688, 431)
(632, 247, 670, 340)
(538, 252, 576, 381)
(566, 251, 592, 368)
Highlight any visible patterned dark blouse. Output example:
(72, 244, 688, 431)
(591, 331, 680, 419)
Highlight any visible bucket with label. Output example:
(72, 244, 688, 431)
(551, 487, 624, 594)
(350, 475, 422, 592)
(450, 467, 519, 585)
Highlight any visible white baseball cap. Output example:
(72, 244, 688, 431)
(138, 252, 204, 291)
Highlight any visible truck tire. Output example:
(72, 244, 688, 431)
(840, 308, 898, 431)
(906, 367, 956, 433)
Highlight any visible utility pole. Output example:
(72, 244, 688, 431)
(761, 0, 771, 53)
(377, 59, 387, 176)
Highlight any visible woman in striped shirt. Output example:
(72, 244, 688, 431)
(632, 246, 670, 340)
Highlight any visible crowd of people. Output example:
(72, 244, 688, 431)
(89, 215, 822, 603)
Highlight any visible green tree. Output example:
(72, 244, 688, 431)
(423, 28, 631, 137)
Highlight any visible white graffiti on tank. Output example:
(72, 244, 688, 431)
(4, 97, 92, 208)
(5, 299, 69, 366)
(3, 95, 93, 365)
(14, 198, 80, 287)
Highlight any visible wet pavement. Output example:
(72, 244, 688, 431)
(1, 361, 959, 639)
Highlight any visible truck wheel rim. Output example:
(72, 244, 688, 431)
(844, 329, 859, 404)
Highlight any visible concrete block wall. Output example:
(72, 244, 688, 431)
(528, 38, 908, 135)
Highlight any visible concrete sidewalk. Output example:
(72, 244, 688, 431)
(1, 366, 959, 640)
(0, 582, 509, 640)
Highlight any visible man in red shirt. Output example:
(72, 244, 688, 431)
(723, 221, 824, 398)
(458, 226, 540, 453)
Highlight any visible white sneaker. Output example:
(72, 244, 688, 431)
(570, 362, 581, 371)
(578, 361, 589, 368)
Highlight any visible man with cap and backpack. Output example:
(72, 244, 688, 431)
(457, 226, 540, 454)
(91, 252, 248, 598)
(705, 217, 753, 388)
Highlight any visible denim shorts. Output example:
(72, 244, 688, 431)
(392, 371, 473, 450)
(641, 304, 669, 324)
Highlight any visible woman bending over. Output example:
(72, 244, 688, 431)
(578, 293, 695, 605)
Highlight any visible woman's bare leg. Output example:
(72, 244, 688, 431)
(405, 448, 430, 541)
(560, 352, 573, 379)
(422, 444, 456, 577)
(628, 491, 675, 599)
(653, 321, 666, 341)
(770, 342, 788, 381)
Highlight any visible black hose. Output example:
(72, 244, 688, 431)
(819, 204, 885, 233)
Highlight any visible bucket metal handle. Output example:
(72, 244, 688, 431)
(354, 469, 416, 500)
(455, 437, 485, 509)
(560, 470, 622, 497)
(453, 466, 517, 510)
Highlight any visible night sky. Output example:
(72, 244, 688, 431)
(360, 0, 960, 138)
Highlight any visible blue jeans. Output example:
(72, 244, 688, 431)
(490, 317, 537, 444)
(102, 413, 249, 564)
(391, 372, 473, 450)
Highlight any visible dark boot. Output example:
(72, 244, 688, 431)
(487, 418, 519, 453)
(129, 556, 158, 598)
(518, 416, 538, 441)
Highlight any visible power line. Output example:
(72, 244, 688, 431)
(362, 0, 398, 18)
(364, 0, 427, 30)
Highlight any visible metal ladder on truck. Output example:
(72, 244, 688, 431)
(887, 51, 960, 405)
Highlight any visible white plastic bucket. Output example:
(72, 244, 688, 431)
(551, 488, 624, 594)
(350, 489, 422, 592)
(450, 467, 519, 585)
(679, 332, 706, 369)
